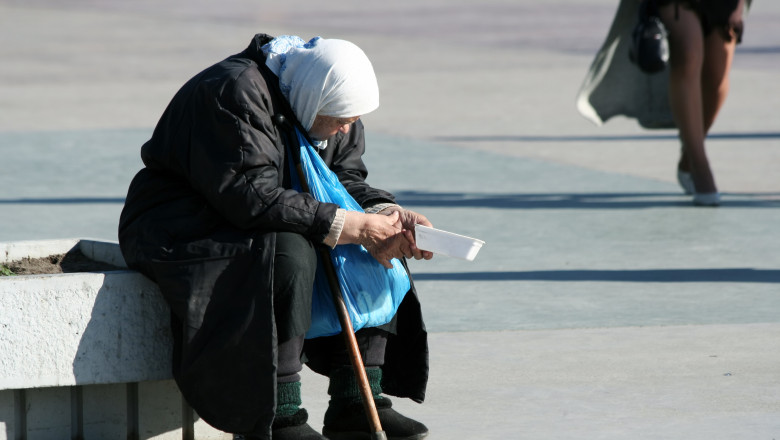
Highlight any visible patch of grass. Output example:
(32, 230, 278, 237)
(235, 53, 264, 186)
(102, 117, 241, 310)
(0, 264, 15, 276)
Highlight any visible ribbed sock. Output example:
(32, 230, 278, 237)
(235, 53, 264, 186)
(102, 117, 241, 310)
(276, 381, 302, 418)
(328, 366, 382, 402)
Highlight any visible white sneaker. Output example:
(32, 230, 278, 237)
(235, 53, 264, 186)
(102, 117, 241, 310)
(692, 192, 720, 207)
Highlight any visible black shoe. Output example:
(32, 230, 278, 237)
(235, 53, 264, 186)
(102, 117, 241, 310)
(323, 397, 428, 440)
(275, 409, 328, 440)
(274, 422, 328, 440)
(234, 408, 326, 440)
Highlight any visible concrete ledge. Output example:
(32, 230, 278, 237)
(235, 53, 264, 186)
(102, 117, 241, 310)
(0, 239, 171, 390)
(0, 238, 128, 269)
(0, 239, 231, 439)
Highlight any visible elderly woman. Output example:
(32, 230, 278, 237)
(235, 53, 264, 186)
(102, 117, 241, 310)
(119, 34, 432, 440)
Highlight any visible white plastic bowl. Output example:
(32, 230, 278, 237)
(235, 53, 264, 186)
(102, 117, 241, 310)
(414, 224, 485, 261)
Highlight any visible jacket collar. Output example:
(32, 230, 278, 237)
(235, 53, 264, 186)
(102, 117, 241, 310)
(241, 33, 275, 65)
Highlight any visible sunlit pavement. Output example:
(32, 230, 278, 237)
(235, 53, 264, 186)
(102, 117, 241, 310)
(1, 1, 778, 438)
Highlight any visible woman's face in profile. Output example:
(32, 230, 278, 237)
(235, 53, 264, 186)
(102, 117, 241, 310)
(308, 115, 360, 141)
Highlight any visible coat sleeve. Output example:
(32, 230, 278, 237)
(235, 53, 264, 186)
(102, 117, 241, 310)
(185, 65, 339, 239)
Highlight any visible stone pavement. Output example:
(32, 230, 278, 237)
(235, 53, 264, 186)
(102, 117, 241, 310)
(1, 0, 779, 438)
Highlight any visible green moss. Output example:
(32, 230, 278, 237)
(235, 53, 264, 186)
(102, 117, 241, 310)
(0, 265, 15, 276)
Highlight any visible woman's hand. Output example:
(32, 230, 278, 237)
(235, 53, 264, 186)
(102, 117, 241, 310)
(379, 207, 434, 261)
(339, 211, 412, 268)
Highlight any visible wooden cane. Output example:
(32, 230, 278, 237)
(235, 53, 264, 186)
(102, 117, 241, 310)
(274, 115, 387, 440)
(318, 248, 388, 440)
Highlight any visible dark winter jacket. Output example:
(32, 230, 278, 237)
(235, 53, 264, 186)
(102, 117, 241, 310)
(118, 33, 428, 439)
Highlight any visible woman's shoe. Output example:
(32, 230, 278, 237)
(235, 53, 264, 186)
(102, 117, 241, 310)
(692, 192, 720, 207)
(676, 170, 695, 195)
(322, 397, 429, 440)
(233, 409, 327, 440)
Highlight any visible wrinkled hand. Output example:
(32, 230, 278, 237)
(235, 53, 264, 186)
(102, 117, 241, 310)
(380, 207, 434, 261)
(339, 211, 412, 268)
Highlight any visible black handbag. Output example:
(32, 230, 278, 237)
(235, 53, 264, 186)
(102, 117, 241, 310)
(629, 0, 670, 74)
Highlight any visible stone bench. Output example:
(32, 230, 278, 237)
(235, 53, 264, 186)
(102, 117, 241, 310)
(0, 239, 231, 440)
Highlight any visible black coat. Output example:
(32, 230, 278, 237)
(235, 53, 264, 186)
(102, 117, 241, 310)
(118, 33, 428, 439)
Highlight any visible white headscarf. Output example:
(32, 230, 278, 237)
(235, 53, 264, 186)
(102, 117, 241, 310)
(262, 35, 379, 147)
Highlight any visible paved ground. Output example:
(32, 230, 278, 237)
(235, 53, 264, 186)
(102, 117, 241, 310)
(1, 0, 779, 438)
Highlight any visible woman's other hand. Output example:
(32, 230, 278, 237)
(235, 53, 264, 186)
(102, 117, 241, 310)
(380, 207, 434, 261)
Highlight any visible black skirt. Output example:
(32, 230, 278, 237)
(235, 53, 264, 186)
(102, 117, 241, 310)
(658, 0, 745, 42)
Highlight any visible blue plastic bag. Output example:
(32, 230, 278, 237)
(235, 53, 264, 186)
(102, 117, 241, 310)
(290, 128, 411, 339)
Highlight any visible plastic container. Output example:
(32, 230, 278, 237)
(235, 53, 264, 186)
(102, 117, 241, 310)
(414, 224, 485, 261)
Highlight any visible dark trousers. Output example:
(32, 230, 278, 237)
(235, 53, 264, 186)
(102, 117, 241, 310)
(273, 232, 388, 383)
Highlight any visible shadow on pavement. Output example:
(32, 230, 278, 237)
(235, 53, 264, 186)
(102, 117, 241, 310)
(3, 191, 778, 209)
(413, 268, 780, 283)
(434, 131, 780, 143)
(0, 197, 125, 204)
(395, 191, 780, 209)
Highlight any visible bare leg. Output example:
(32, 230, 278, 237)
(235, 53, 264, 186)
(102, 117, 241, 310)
(701, 36, 736, 134)
(701, 0, 743, 133)
(659, 4, 717, 194)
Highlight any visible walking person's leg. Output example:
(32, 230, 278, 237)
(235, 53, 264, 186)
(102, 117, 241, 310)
(700, 30, 737, 134)
(659, 3, 720, 203)
(701, 0, 744, 133)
